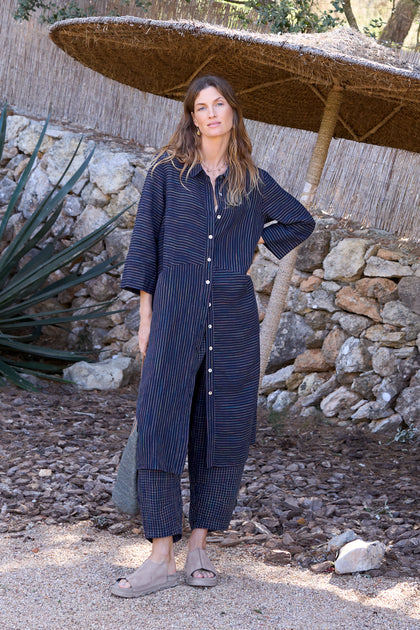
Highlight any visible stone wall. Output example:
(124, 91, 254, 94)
(0, 114, 152, 363)
(253, 222, 420, 435)
(1, 113, 419, 433)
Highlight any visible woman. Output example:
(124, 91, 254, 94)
(112, 75, 315, 597)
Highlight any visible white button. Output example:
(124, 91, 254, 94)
(207, 257, 211, 262)
(208, 324, 212, 328)
(216, 215, 221, 219)
(219, 192, 222, 196)
(206, 280, 210, 284)
(208, 368, 212, 373)
(209, 346, 213, 350)
(208, 391, 213, 395)
(208, 302, 212, 307)
(208, 234, 213, 239)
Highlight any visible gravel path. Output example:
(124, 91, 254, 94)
(1, 522, 419, 630)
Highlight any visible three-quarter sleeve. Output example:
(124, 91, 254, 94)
(260, 170, 315, 261)
(120, 162, 166, 296)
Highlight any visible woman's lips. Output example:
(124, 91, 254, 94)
(207, 122, 220, 127)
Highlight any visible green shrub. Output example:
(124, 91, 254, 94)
(0, 105, 126, 390)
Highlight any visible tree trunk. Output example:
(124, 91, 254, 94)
(379, 0, 419, 46)
(342, 0, 359, 31)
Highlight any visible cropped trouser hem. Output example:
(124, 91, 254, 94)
(137, 465, 244, 543)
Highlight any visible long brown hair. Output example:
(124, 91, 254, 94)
(151, 75, 260, 205)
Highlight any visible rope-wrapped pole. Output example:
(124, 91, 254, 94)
(259, 85, 344, 389)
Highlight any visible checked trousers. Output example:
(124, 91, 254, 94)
(137, 332, 246, 543)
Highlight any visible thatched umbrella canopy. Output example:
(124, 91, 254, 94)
(49, 17, 420, 384)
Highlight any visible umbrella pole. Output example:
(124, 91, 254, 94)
(259, 85, 344, 389)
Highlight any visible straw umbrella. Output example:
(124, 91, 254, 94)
(49, 18, 420, 384)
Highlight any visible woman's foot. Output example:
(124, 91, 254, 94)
(110, 557, 179, 598)
(188, 527, 215, 580)
(116, 535, 176, 591)
(184, 548, 218, 586)
(117, 553, 176, 589)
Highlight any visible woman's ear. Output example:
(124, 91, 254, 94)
(191, 112, 197, 127)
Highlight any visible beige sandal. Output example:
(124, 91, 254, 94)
(184, 548, 218, 587)
(111, 558, 179, 598)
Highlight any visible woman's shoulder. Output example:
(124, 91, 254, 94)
(147, 152, 183, 179)
(254, 167, 282, 195)
(256, 166, 277, 185)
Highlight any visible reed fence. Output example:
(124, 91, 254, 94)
(1, 0, 419, 240)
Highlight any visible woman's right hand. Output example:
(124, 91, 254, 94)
(138, 319, 151, 356)
(139, 291, 153, 356)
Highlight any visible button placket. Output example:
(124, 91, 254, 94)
(205, 177, 215, 400)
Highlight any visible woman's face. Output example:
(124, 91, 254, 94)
(192, 86, 234, 141)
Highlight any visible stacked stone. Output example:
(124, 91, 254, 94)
(254, 220, 420, 434)
(0, 114, 151, 365)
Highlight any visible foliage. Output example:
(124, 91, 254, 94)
(0, 105, 125, 390)
(14, 0, 150, 24)
(363, 16, 386, 40)
(392, 420, 419, 443)
(236, 0, 343, 34)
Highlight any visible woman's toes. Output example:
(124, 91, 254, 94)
(192, 569, 214, 579)
(118, 578, 131, 589)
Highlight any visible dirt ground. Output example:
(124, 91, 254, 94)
(0, 381, 419, 629)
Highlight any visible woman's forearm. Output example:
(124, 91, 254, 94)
(138, 291, 153, 355)
(140, 290, 153, 320)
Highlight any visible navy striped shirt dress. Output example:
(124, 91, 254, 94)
(121, 157, 315, 479)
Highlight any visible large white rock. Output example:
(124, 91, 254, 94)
(63, 355, 134, 390)
(334, 539, 386, 574)
(323, 238, 369, 281)
(89, 149, 134, 194)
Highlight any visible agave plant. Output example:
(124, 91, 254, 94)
(0, 105, 126, 391)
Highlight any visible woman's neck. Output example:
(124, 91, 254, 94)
(200, 136, 229, 168)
